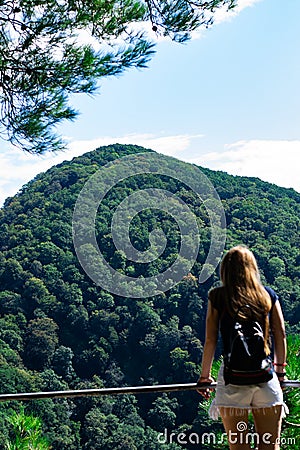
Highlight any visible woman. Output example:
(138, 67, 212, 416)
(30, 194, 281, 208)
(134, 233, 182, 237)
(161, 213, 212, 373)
(198, 245, 288, 450)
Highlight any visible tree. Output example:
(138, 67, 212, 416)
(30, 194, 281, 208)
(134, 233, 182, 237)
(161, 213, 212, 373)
(281, 335, 300, 449)
(5, 407, 50, 450)
(147, 394, 178, 430)
(0, 0, 236, 154)
(24, 317, 59, 370)
(267, 256, 286, 282)
(52, 345, 76, 381)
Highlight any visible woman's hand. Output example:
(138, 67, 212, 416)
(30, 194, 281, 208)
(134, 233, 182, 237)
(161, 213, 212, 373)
(276, 372, 287, 390)
(196, 375, 215, 399)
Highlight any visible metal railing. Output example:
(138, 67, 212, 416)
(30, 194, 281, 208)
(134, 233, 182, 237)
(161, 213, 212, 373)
(0, 380, 299, 402)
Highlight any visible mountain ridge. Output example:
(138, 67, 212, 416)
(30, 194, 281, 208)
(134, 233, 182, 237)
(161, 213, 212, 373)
(0, 143, 299, 448)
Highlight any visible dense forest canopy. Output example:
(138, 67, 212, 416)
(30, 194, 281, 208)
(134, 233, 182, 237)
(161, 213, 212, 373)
(0, 144, 299, 448)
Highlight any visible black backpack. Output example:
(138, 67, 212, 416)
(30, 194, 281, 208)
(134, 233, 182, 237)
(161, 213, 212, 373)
(223, 305, 274, 385)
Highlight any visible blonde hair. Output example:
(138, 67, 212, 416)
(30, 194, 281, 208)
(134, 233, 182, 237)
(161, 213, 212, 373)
(220, 245, 272, 354)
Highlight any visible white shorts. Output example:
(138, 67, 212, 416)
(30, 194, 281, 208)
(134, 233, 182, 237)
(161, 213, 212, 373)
(209, 363, 288, 420)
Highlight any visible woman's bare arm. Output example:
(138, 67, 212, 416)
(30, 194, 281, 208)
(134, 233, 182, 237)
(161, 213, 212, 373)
(198, 299, 219, 380)
(270, 300, 287, 369)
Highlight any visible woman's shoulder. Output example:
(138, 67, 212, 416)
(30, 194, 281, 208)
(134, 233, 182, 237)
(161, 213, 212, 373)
(209, 286, 224, 311)
(264, 286, 278, 306)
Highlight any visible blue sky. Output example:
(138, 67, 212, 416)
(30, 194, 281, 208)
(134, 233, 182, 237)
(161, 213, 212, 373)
(1, 0, 300, 206)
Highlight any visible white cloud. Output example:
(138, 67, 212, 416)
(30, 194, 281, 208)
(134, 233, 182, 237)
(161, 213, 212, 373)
(190, 0, 263, 39)
(189, 139, 300, 192)
(67, 132, 203, 156)
(214, 0, 263, 24)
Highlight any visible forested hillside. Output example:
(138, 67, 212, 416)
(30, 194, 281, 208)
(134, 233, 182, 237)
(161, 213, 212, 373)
(0, 144, 299, 448)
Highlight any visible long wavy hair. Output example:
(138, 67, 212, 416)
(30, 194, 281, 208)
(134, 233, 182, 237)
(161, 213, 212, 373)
(219, 245, 272, 354)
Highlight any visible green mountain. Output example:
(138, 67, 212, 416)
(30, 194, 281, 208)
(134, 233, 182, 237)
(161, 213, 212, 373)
(0, 144, 299, 449)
